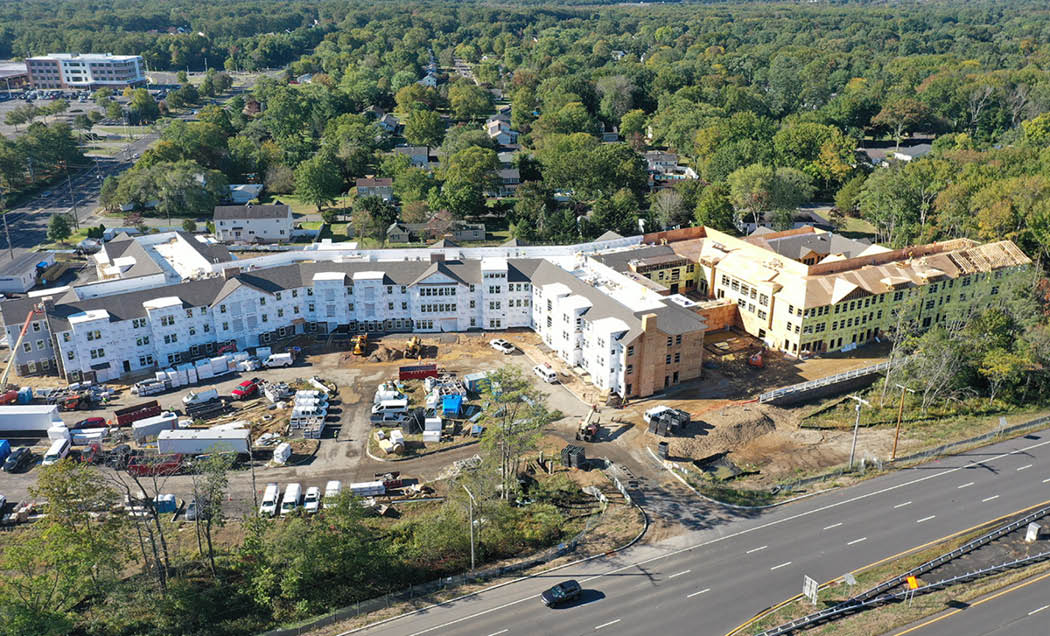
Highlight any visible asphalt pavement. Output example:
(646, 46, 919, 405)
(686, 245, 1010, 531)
(350, 429, 1050, 636)
(886, 570, 1050, 636)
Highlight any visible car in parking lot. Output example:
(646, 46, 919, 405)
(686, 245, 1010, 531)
(74, 416, 106, 429)
(2, 448, 32, 473)
(489, 338, 515, 354)
(303, 486, 321, 514)
(541, 580, 582, 607)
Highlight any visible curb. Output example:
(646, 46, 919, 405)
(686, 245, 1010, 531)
(364, 438, 480, 464)
(338, 499, 650, 635)
(646, 446, 834, 510)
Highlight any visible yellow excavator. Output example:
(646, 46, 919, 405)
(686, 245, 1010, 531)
(405, 336, 422, 359)
(352, 332, 369, 356)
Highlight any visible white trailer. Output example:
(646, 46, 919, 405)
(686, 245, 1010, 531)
(348, 481, 386, 496)
(0, 405, 63, 433)
(157, 429, 250, 455)
(132, 412, 179, 443)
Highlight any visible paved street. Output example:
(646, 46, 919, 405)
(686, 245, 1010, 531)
(349, 430, 1050, 636)
(886, 570, 1050, 636)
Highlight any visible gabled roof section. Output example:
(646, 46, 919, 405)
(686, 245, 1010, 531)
(410, 262, 469, 287)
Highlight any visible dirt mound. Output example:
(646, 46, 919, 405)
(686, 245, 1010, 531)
(369, 346, 404, 362)
(669, 406, 777, 458)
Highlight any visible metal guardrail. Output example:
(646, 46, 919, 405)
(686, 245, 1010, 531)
(754, 505, 1050, 636)
(757, 549, 1050, 636)
(758, 361, 893, 403)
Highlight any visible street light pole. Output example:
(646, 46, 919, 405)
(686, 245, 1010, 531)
(891, 383, 916, 461)
(847, 394, 871, 471)
(462, 484, 476, 571)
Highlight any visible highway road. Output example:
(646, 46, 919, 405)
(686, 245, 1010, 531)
(351, 430, 1050, 636)
(887, 570, 1050, 636)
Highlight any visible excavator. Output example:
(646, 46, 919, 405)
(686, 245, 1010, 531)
(404, 335, 422, 359)
(0, 304, 45, 391)
(351, 332, 369, 356)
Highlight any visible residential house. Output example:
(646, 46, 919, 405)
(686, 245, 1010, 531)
(378, 113, 400, 134)
(357, 177, 394, 201)
(213, 204, 293, 243)
(490, 168, 521, 197)
(227, 184, 264, 204)
(392, 146, 431, 169)
(486, 120, 518, 146)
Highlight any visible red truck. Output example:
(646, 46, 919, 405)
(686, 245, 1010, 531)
(398, 364, 439, 381)
(114, 400, 162, 427)
(127, 454, 184, 477)
(0, 390, 18, 405)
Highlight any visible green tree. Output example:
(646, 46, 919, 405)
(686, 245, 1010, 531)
(649, 189, 689, 229)
(403, 108, 445, 148)
(478, 367, 556, 499)
(834, 174, 867, 217)
(448, 82, 492, 120)
(694, 184, 736, 231)
(295, 150, 343, 212)
(189, 452, 233, 576)
(182, 218, 197, 232)
(871, 98, 934, 149)
(46, 214, 71, 243)
(727, 163, 814, 229)
(443, 146, 499, 192)
(589, 188, 640, 237)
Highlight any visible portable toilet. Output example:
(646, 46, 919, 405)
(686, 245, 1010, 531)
(17, 387, 32, 404)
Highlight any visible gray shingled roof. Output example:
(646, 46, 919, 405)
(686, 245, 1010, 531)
(592, 244, 677, 273)
(214, 204, 290, 220)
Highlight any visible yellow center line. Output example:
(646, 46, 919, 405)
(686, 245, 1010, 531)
(889, 569, 1050, 635)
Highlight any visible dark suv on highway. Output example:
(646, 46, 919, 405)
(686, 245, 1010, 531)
(541, 580, 582, 607)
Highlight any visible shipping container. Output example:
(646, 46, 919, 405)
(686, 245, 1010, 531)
(156, 429, 250, 455)
(398, 364, 439, 381)
(114, 401, 161, 427)
(132, 412, 178, 443)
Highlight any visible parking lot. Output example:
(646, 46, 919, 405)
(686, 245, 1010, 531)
(0, 331, 590, 519)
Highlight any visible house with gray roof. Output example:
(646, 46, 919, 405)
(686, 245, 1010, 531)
(213, 203, 292, 243)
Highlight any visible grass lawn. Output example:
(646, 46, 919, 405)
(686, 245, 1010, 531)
(319, 223, 353, 242)
(93, 125, 151, 137)
(839, 215, 877, 236)
(259, 192, 341, 217)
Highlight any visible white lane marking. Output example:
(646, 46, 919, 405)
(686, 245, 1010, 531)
(823, 522, 843, 530)
(668, 570, 690, 579)
(746, 545, 768, 554)
(1028, 605, 1049, 616)
(770, 562, 792, 571)
(894, 501, 912, 509)
(958, 482, 974, 489)
(487, 631, 509, 636)
(917, 515, 937, 523)
(983, 495, 1000, 502)
(1019, 464, 1033, 471)
(595, 619, 621, 630)
(687, 588, 711, 598)
(403, 436, 1050, 636)
(847, 537, 867, 546)
(1043, 478, 1050, 483)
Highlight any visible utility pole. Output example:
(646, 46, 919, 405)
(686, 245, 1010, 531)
(64, 163, 80, 229)
(891, 383, 916, 461)
(847, 394, 871, 471)
(462, 484, 477, 571)
(0, 189, 12, 260)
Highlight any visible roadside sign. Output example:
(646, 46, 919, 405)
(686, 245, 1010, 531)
(843, 573, 857, 587)
(803, 575, 819, 605)
(906, 576, 919, 590)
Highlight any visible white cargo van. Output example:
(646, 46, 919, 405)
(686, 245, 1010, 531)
(323, 480, 342, 508)
(259, 483, 280, 517)
(280, 483, 302, 516)
(183, 388, 219, 406)
(264, 353, 294, 368)
(42, 438, 71, 465)
(533, 364, 558, 384)
(372, 399, 409, 415)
